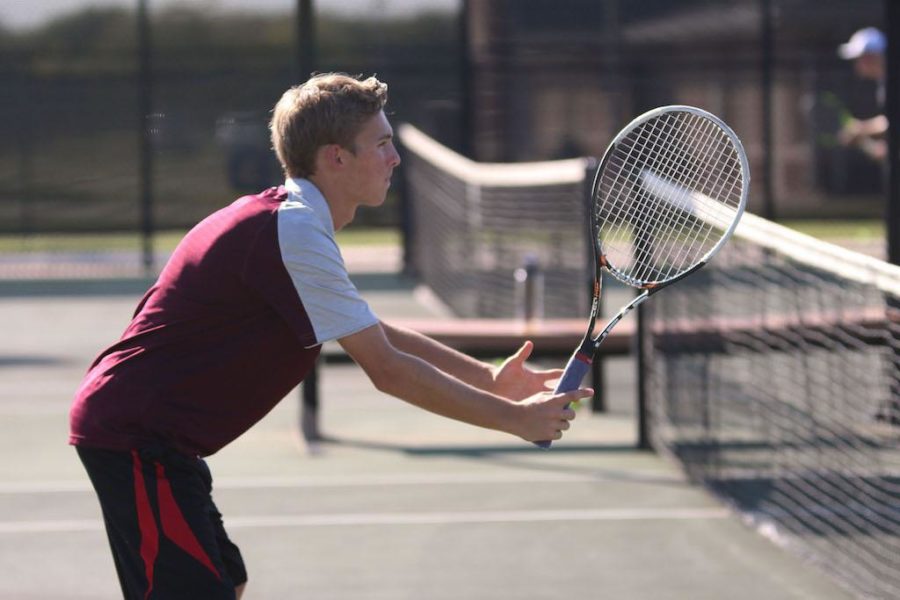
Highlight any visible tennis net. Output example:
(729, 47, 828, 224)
(399, 123, 899, 596)
(398, 124, 592, 319)
(644, 211, 900, 599)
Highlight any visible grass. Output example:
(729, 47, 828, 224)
(0, 231, 185, 254)
(0, 220, 883, 254)
(781, 219, 884, 241)
(336, 226, 400, 246)
(0, 227, 401, 254)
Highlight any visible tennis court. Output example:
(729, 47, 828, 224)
(0, 256, 856, 599)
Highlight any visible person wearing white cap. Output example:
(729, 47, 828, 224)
(837, 27, 887, 160)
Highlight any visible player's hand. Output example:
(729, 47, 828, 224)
(838, 118, 864, 145)
(491, 341, 564, 401)
(513, 388, 590, 443)
(838, 120, 887, 159)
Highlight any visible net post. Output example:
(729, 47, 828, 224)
(299, 357, 321, 442)
(514, 255, 544, 321)
(137, 0, 155, 276)
(884, 0, 900, 438)
(583, 158, 606, 413)
(759, 0, 776, 220)
(396, 137, 416, 277)
(887, 0, 900, 265)
(631, 162, 659, 448)
(635, 301, 651, 450)
(295, 0, 316, 81)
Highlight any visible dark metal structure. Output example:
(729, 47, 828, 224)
(886, 0, 900, 265)
(137, 0, 154, 273)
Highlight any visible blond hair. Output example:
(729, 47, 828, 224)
(270, 73, 388, 178)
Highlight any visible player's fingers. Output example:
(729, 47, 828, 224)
(561, 407, 576, 421)
(557, 388, 593, 405)
(558, 419, 571, 431)
(512, 340, 533, 363)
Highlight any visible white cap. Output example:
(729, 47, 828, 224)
(838, 27, 886, 60)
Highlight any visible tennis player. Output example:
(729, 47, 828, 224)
(69, 73, 588, 599)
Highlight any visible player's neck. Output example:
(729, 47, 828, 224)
(327, 200, 357, 232)
(307, 174, 356, 231)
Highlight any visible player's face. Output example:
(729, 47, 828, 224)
(343, 111, 401, 207)
(855, 53, 884, 81)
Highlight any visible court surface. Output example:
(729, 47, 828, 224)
(0, 268, 856, 599)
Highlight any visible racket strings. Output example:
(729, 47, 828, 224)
(630, 116, 718, 279)
(596, 120, 667, 271)
(643, 116, 741, 278)
(667, 145, 743, 270)
(596, 110, 744, 284)
(599, 115, 702, 278)
(600, 115, 707, 280)
(635, 115, 731, 274)
(667, 118, 744, 225)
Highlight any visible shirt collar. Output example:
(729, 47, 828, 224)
(284, 178, 335, 236)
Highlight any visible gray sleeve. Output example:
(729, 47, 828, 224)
(277, 205, 379, 346)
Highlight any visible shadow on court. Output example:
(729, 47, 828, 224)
(0, 268, 856, 599)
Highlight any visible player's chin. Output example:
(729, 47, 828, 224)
(366, 192, 388, 207)
(368, 186, 390, 206)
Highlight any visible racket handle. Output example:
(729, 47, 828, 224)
(534, 351, 593, 449)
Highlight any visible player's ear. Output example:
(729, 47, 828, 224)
(316, 144, 344, 171)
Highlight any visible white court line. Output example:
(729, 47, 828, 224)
(0, 481, 93, 494)
(0, 507, 729, 534)
(0, 470, 679, 495)
(225, 508, 731, 528)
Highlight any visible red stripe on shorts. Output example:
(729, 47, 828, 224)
(131, 450, 159, 600)
(154, 462, 222, 580)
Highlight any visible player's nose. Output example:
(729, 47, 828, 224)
(388, 143, 401, 168)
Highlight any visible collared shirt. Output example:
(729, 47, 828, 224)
(69, 181, 378, 456)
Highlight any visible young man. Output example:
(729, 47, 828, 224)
(70, 73, 590, 599)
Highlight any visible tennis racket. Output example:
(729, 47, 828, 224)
(538, 105, 749, 448)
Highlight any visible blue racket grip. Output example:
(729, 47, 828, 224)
(534, 351, 593, 449)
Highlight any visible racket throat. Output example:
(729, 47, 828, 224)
(591, 290, 651, 352)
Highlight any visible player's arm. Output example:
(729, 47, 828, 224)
(840, 114, 888, 139)
(380, 320, 563, 401)
(379, 320, 493, 388)
(858, 114, 888, 137)
(338, 322, 586, 443)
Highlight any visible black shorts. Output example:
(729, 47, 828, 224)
(77, 445, 247, 600)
